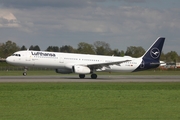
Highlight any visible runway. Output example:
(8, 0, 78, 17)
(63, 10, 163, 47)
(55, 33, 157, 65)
(0, 75, 180, 82)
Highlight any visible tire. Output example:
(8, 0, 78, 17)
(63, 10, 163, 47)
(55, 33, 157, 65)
(91, 74, 97, 79)
(23, 72, 27, 76)
(79, 74, 85, 79)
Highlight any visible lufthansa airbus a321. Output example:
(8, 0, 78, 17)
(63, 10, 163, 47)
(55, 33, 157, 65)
(6, 37, 165, 79)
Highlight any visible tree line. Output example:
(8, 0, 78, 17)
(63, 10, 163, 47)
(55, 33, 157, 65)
(0, 40, 179, 62)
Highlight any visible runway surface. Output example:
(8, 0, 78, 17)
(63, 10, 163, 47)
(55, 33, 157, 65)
(0, 75, 180, 82)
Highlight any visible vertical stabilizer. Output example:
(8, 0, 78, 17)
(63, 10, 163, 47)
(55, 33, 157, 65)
(142, 37, 165, 61)
(134, 37, 165, 72)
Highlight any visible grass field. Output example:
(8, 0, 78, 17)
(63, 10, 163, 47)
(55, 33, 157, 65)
(0, 82, 180, 120)
(1, 69, 180, 119)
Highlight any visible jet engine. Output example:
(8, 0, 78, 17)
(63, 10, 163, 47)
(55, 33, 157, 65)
(72, 65, 91, 74)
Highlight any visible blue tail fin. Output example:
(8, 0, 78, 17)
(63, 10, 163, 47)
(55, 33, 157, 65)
(134, 37, 165, 72)
(142, 37, 165, 61)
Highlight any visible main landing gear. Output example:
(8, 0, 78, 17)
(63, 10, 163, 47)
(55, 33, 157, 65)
(79, 73, 97, 79)
(91, 74, 97, 79)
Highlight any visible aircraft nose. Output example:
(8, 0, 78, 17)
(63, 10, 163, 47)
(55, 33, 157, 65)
(6, 56, 14, 64)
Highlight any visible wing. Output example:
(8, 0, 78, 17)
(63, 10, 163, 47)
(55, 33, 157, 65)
(86, 60, 131, 70)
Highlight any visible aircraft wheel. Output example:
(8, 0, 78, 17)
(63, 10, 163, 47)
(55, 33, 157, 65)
(23, 67, 28, 76)
(23, 72, 27, 76)
(79, 74, 85, 79)
(91, 74, 97, 79)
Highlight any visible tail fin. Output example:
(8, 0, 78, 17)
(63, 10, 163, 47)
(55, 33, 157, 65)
(142, 37, 165, 61)
(134, 37, 165, 72)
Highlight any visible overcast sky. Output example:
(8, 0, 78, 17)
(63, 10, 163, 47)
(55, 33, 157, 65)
(0, 0, 180, 54)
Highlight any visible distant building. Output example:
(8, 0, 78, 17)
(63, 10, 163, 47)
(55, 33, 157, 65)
(176, 62, 180, 68)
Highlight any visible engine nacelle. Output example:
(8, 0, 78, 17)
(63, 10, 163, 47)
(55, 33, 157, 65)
(72, 65, 91, 74)
(55, 68, 72, 74)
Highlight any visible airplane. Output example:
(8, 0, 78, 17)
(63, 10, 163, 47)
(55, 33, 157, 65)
(160, 61, 167, 67)
(6, 37, 165, 79)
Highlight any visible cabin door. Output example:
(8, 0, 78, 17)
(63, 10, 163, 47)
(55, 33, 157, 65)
(59, 55, 64, 63)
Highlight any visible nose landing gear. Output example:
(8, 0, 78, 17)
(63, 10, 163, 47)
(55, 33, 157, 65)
(23, 67, 28, 76)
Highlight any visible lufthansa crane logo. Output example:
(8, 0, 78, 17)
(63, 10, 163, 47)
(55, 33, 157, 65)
(150, 48, 160, 59)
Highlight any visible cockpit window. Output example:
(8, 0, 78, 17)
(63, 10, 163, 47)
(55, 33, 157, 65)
(11, 54, 21, 57)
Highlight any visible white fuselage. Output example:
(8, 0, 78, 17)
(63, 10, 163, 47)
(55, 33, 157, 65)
(6, 50, 142, 73)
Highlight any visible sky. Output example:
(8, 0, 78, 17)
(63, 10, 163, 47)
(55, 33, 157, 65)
(0, 0, 180, 54)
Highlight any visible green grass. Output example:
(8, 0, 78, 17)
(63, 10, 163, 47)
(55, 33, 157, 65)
(0, 82, 180, 120)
